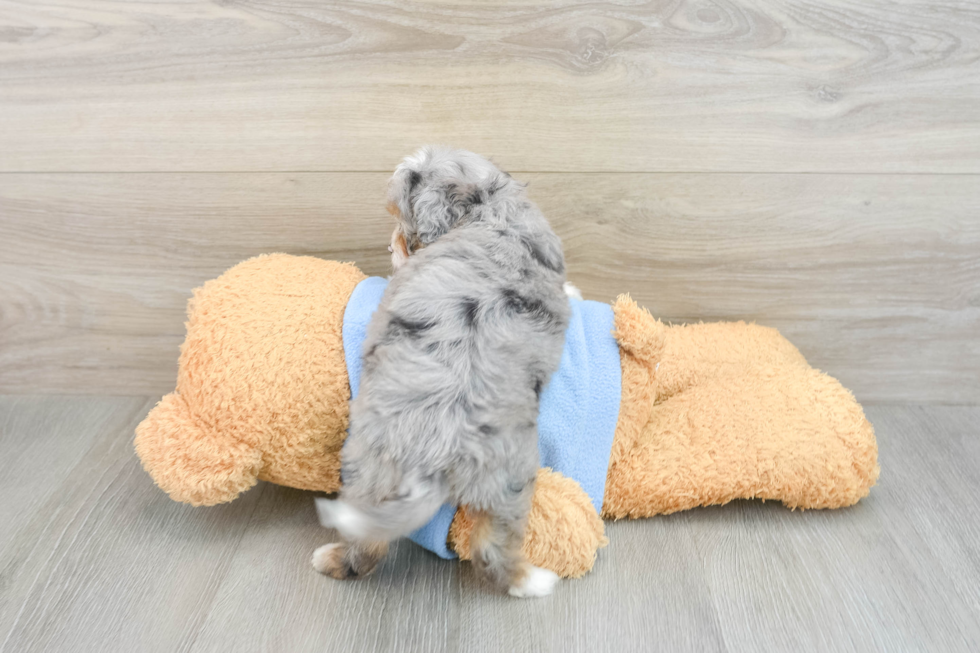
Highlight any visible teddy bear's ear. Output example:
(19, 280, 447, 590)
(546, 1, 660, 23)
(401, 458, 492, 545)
(134, 393, 263, 507)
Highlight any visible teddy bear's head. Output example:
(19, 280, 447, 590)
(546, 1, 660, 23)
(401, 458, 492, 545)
(135, 254, 365, 506)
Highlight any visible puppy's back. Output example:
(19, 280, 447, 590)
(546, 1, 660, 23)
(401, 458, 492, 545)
(351, 185, 569, 491)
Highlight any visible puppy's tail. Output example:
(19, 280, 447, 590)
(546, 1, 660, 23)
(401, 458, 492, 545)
(316, 477, 449, 541)
(316, 499, 370, 539)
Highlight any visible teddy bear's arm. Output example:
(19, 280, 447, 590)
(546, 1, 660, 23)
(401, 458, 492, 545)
(448, 468, 608, 578)
(135, 393, 263, 506)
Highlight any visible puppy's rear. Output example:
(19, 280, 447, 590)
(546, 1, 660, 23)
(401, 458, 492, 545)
(314, 147, 570, 597)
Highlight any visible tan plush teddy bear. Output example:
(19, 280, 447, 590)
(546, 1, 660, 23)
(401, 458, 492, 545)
(135, 253, 878, 578)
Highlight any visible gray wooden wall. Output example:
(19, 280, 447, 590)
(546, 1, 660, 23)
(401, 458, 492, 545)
(1, 1, 978, 403)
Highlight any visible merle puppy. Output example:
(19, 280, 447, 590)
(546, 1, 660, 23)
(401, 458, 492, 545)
(313, 147, 570, 597)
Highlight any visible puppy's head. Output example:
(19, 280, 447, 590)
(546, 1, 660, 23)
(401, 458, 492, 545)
(386, 146, 513, 270)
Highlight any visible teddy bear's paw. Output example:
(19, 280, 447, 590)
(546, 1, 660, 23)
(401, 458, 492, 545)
(508, 565, 559, 598)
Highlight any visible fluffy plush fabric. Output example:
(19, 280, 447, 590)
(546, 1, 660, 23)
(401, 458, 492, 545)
(448, 468, 608, 579)
(135, 255, 878, 579)
(603, 296, 879, 517)
(135, 254, 364, 506)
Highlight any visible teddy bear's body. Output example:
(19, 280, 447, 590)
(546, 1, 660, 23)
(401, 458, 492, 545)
(135, 254, 878, 578)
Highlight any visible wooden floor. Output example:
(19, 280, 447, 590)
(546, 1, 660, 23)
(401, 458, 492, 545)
(0, 396, 977, 652)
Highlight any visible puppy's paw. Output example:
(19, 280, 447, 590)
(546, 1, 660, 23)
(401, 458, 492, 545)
(508, 565, 559, 598)
(563, 282, 583, 301)
(312, 543, 352, 579)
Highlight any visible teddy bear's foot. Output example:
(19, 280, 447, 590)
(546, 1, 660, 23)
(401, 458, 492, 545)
(508, 565, 559, 598)
(312, 541, 387, 580)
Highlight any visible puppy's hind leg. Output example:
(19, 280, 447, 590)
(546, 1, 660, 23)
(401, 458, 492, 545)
(313, 474, 448, 581)
(468, 487, 559, 598)
(315, 473, 448, 542)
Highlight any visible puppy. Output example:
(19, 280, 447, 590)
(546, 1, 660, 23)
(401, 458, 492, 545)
(313, 147, 570, 597)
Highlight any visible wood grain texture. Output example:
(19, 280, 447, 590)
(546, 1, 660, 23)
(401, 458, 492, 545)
(1, 0, 979, 172)
(0, 395, 266, 653)
(0, 396, 148, 561)
(2, 398, 979, 652)
(2, 172, 977, 402)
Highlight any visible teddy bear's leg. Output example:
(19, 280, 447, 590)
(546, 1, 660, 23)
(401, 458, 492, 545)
(653, 321, 811, 402)
(312, 540, 389, 580)
(606, 303, 878, 517)
(134, 393, 264, 506)
(602, 368, 879, 518)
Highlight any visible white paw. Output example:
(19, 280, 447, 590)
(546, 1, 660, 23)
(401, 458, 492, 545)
(563, 282, 583, 301)
(508, 565, 559, 598)
(311, 543, 341, 574)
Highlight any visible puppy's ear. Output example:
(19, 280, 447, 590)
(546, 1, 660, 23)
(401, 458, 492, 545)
(387, 167, 423, 224)
(389, 226, 410, 270)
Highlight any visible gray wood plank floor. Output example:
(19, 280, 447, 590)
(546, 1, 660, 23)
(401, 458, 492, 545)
(1, 396, 978, 652)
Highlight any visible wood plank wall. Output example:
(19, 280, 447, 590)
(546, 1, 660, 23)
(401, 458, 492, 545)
(1, 1, 978, 402)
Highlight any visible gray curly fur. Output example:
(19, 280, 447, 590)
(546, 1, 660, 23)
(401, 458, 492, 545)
(316, 147, 569, 589)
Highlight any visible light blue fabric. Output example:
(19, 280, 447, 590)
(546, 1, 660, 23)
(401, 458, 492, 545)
(342, 276, 388, 398)
(536, 296, 622, 513)
(342, 277, 622, 560)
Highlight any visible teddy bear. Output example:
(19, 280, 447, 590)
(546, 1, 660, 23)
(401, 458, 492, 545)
(134, 253, 879, 578)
